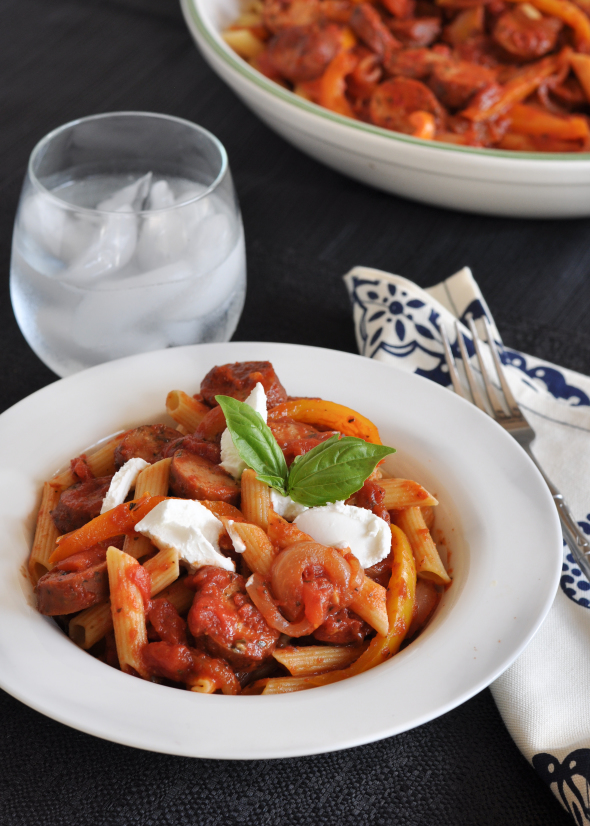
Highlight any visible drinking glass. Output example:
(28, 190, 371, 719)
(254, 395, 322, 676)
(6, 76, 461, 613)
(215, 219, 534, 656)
(10, 112, 246, 376)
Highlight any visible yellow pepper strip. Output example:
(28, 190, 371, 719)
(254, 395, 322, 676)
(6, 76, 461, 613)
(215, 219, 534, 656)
(570, 52, 590, 103)
(507, 0, 590, 48)
(318, 50, 358, 119)
(268, 399, 382, 444)
(508, 102, 590, 139)
(461, 52, 562, 121)
(307, 524, 417, 687)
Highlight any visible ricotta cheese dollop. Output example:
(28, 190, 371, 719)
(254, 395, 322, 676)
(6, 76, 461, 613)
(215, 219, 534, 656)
(100, 457, 149, 514)
(269, 489, 308, 521)
(135, 498, 234, 572)
(226, 519, 247, 553)
(294, 501, 391, 569)
(219, 382, 268, 480)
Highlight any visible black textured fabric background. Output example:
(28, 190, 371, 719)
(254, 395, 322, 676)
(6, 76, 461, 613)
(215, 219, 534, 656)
(0, 0, 585, 823)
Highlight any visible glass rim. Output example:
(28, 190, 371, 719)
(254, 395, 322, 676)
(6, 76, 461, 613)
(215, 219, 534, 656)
(27, 111, 229, 214)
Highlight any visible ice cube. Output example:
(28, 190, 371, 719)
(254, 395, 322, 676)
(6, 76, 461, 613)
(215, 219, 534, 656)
(186, 212, 234, 275)
(136, 206, 188, 271)
(181, 189, 214, 235)
(162, 222, 245, 321)
(147, 180, 175, 210)
(71, 261, 192, 349)
(19, 193, 97, 264)
(97, 172, 152, 212)
(58, 206, 138, 286)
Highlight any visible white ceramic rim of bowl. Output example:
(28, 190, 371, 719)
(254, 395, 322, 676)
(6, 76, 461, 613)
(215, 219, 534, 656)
(0, 342, 563, 759)
(28, 110, 230, 215)
(181, 0, 590, 165)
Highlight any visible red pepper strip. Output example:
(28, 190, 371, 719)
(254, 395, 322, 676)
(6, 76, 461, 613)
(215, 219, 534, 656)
(49, 495, 168, 565)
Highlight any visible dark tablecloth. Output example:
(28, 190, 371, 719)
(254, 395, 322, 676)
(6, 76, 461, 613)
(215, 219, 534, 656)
(0, 1, 585, 823)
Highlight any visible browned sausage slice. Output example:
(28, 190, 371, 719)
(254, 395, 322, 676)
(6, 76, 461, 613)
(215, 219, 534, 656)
(313, 607, 372, 644)
(428, 59, 496, 109)
(492, 7, 561, 60)
(267, 25, 340, 82)
(388, 17, 441, 47)
(263, 0, 321, 33)
(370, 77, 446, 133)
(51, 476, 113, 534)
(114, 424, 180, 468)
(269, 416, 320, 446)
(163, 435, 221, 464)
(170, 450, 241, 504)
(187, 566, 280, 669)
(200, 361, 288, 408)
(350, 3, 401, 58)
(36, 562, 109, 615)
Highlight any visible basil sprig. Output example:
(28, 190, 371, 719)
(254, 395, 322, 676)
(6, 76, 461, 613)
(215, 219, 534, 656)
(216, 395, 395, 506)
(216, 396, 288, 492)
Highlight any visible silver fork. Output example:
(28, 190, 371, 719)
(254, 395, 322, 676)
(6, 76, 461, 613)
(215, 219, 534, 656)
(440, 315, 590, 582)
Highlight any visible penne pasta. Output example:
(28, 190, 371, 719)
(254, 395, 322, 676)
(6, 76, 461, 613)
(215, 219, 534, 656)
(69, 548, 181, 650)
(240, 468, 271, 530)
(134, 457, 171, 498)
(350, 576, 389, 636)
(222, 29, 265, 59)
(395, 507, 451, 585)
(106, 547, 150, 678)
(166, 390, 209, 432)
(273, 644, 364, 675)
(379, 478, 438, 509)
(28, 482, 61, 582)
(50, 432, 128, 490)
(221, 518, 276, 576)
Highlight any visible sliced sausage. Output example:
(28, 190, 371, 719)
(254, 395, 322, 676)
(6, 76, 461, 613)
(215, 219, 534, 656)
(266, 24, 340, 82)
(170, 450, 241, 504)
(51, 476, 113, 534)
(187, 566, 280, 669)
(492, 7, 561, 60)
(200, 361, 288, 408)
(383, 45, 449, 79)
(147, 599, 188, 645)
(194, 406, 228, 445)
(263, 0, 321, 33)
(142, 641, 240, 693)
(428, 59, 497, 109)
(351, 478, 390, 522)
(269, 416, 321, 446)
(388, 17, 441, 47)
(36, 561, 109, 615)
(370, 76, 446, 133)
(114, 424, 180, 468)
(162, 435, 221, 464)
(313, 607, 372, 644)
(283, 431, 339, 465)
(350, 3, 401, 58)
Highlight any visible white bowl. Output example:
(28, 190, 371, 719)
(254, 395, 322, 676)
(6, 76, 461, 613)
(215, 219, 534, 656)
(181, 0, 590, 218)
(0, 342, 562, 758)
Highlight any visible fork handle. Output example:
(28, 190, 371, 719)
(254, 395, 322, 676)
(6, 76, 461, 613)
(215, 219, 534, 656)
(524, 446, 590, 582)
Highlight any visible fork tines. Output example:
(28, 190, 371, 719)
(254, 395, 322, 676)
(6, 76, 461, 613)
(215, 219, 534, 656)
(439, 315, 523, 423)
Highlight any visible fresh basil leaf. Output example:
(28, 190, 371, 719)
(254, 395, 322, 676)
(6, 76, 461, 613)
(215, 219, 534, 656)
(287, 436, 395, 507)
(215, 395, 288, 493)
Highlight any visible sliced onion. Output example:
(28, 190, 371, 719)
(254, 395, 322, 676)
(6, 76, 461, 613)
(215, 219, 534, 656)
(246, 573, 316, 637)
(271, 541, 358, 620)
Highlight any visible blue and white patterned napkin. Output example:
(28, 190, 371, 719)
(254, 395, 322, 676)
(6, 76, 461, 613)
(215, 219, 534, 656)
(344, 265, 590, 824)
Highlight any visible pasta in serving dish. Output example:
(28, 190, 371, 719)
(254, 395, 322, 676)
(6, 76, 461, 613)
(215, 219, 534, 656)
(29, 360, 451, 696)
(222, 0, 590, 151)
